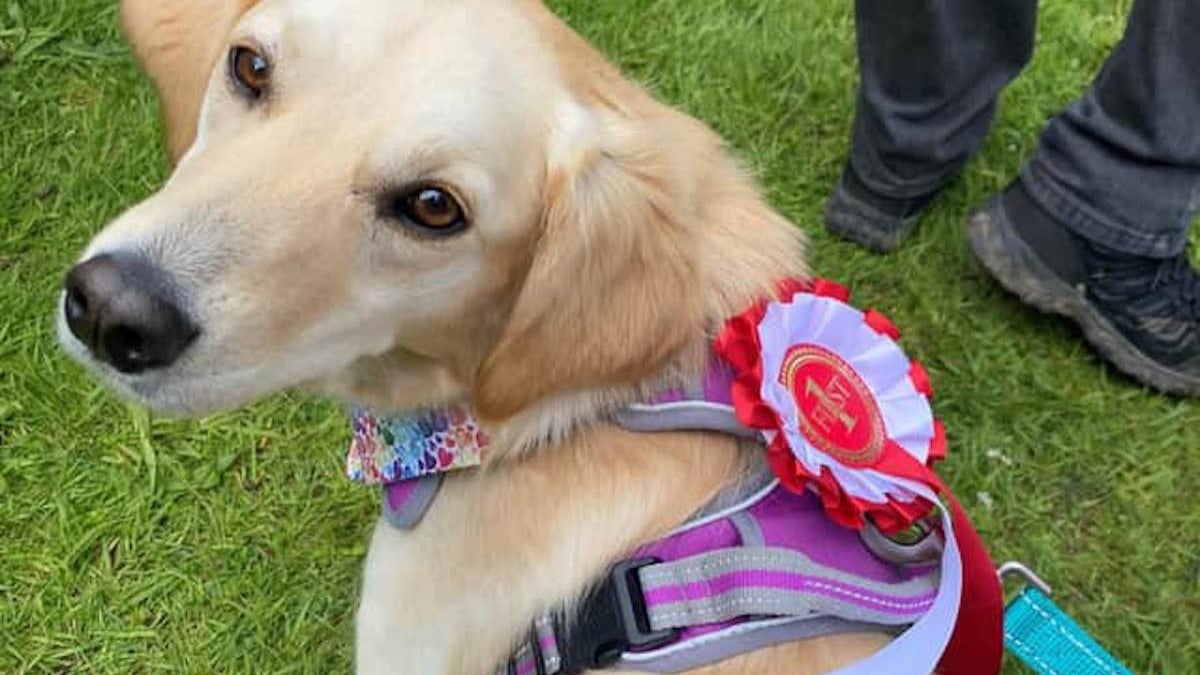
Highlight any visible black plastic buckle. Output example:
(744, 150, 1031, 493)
(558, 557, 681, 672)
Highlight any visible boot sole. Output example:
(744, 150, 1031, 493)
(968, 200, 1200, 396)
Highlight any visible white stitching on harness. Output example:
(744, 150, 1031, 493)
(643, 555, 934, 598)
(1019, 594, 1119, 675)
(1004, 630, 1062, 675)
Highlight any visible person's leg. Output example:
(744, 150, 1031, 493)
(1021, 0, 1200, 257)
(970, 0, 1200, 395)
(826, 0, 1038, 252)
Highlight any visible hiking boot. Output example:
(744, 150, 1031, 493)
(824, 165, 941, 253)
(968, 181, 1200, 396)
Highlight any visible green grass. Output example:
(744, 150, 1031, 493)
(2, 0, 1198, 672)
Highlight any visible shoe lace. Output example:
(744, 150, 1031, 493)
(1151, 248, 1200, 317)
(1088, 244, 1200, 317)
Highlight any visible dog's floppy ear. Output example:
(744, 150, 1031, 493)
(472, 108, 705, 421)
(121, 0, 260, 164)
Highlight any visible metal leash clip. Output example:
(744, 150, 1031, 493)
(997, 560, 1052, 595)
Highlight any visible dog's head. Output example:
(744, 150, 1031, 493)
(59, 0, 804, 425)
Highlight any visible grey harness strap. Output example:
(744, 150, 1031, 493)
(614, 401, 756, 439)
(638, 547, 938, 631)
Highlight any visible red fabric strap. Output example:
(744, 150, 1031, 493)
(938, 494, 1005, 675)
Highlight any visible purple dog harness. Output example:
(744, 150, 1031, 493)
(345, 281, 999, 674)
(348, 363, 943, 675)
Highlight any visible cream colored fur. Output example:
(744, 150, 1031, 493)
(61, 0, 897, 672)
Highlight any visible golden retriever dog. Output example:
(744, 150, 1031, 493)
(58, 0, 900, 672)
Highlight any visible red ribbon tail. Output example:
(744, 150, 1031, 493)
(937, 493, 1004, 675)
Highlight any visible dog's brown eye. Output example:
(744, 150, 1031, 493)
(230, 46, 271, 99)
(382, 185, 468, 235)
(408, 189, 462, 228)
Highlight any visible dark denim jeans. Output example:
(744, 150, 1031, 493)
(848, 0, 1200, 257)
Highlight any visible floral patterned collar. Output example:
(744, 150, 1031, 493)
(345, 404, 489, 485)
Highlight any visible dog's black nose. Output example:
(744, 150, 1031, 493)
(64, 253, 199, 374)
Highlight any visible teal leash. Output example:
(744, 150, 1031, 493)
(999, 562, 1133, 675)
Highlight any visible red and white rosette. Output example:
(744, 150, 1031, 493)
(717, 278, 1004, 675)
(715, 278, 946, 533)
